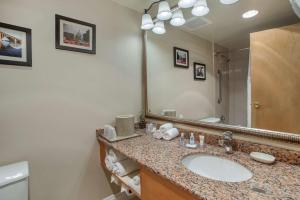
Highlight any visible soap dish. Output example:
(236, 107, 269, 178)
(185, 144, 198, 149)
(250, 152, 275, 164)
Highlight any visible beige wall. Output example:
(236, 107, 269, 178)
(147, 26, 215, 120)
(0, 0, 142, 200)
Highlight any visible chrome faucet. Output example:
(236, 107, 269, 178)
(219, 131, 234, 154)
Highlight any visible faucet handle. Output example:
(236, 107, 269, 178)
(218, 139, 224, 147)
(223, 131, 233, 140)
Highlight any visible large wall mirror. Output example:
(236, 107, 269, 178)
(145, 0, 300, 137)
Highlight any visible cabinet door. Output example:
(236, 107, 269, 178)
(141, 167, 200, 200)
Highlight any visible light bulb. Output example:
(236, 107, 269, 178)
(170, 9, 186, 26)
(178, 0, 197, 8)
(192, 0, 210, 17)
(219, 0, 239, 5)
(157, 1, 172, 20)
(152, 21, 166, 35)
(141, 13, 154, 30)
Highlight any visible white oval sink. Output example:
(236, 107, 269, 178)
(182, 154, 253, 183)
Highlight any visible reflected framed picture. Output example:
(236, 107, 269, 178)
(194, 62, 206, 80)
(55, 14, 96, 54)
(174, 47, 189, 68)
(0, 22, 32, 67)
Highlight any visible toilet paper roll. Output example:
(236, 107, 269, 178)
(116, 115, 135, 137)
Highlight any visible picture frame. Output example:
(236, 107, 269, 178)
(194, 62, 206, 80)
(173, 47, 189, 68)
(0, 22, 32, 67)
(55, 14, 96, 54)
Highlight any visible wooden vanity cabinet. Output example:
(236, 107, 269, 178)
(140, 167, 200, 200)
(99, 141, 200, 200)
(99, 140, 106, 168)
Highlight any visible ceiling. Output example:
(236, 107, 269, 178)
(112, 0, 299, 50)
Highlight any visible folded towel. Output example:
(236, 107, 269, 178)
(105, 155, 115, 171)
(108, 149, 127, 163)
(114, 159, 139, 177)
(104, 125, 117, 140)
(163, 128, 179, 141)
(159, 123, 173, 133)
(112, 165, 119, 174)
(153, 130, 164, 139)
(132, 175, 140, 186)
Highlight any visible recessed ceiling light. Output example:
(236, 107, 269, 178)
(220, 0, 239, 5)
(242, 10, 259, 19)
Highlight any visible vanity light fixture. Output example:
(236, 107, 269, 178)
(178, 0, 197, 8)
(192, 0, 210, 17)
(170, 9, 186, 26)
(141, 0, 242, 34)
(141, 13, 154, 30)
(219, 0, 239, 5)
(242, 10, 259, 19)
(157, 1, 173, 20)
(152, 21, 166, 34)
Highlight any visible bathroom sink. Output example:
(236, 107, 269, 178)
(182, 154, 252, 183)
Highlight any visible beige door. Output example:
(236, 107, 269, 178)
(250, 23, 300, 133)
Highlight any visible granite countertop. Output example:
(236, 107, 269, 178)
(98, 130, 300, 200)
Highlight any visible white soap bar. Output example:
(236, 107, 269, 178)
(185, 143, 197, 149)
(250, 152, 275, 164)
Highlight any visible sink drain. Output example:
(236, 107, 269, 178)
(251, 187, 266, 194)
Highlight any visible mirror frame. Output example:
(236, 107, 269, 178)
(142, 31, 300, 143)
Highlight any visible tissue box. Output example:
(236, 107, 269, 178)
(116, 115, 135, 137)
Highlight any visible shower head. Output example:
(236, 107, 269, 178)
(215, 52, 230, 63)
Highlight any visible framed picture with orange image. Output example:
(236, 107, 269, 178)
(173, 47, 189, 68)
(55, 14, 96, 54)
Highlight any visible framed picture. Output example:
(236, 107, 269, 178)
(174, 47, 189, 68)
(0, 22, 32, 67)
(55, 14, 96, 54)
(194, 62, 206, 80)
